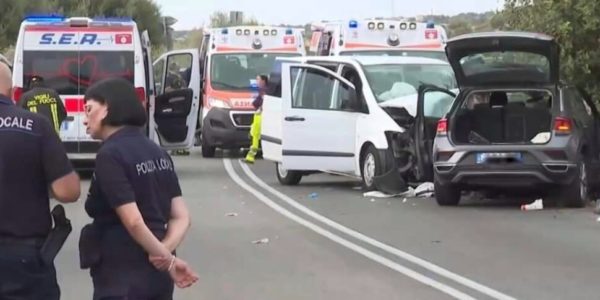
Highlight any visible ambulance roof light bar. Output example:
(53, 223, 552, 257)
(426, 21, 435, 28)
(68, 17, 91, 27)
(349, 20, 358, 28)
(24, 13, 65, 22)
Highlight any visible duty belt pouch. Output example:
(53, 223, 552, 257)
(40, 205, 72, 266)
(79, 223, 102, 269)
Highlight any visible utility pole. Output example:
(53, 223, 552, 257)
(163, 16, 178, 51)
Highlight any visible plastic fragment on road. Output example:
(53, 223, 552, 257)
(414, 182, 434, 197)
(352, 186, 362, 190)
(521, 199, 544, 211)
(531, 132, 551, 144)
(596, 216, 600, 222)
(225, 212, 238, 217)
(363, 187, 415, 198)
(252, 238, 270, 244)
(308, 192, 319, 200)
(370, 199, 376, 203)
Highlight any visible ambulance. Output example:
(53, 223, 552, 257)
(12, 14, 158, 167)
(154, 26, 306, 157)
(309, 19, 448, 61)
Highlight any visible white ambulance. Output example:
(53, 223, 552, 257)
(12, 15, 157, 167)
(309, 19, 448, 61)
(153, 26, 306, 157)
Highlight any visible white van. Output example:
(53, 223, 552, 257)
(261, 56, 457, 192)
(12, 15, 154, 167)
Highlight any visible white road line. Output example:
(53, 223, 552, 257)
(238, 160, 517, 300)
(223, 159, 476, 300)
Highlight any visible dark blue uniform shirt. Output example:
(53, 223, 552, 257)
(0, 94, 72, 238)
(85, 127, 182, 227)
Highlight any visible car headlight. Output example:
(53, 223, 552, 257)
(208, 97, 231, 109)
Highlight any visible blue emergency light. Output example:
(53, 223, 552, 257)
(25, 13, 65, 22)
(221, 28, 228, 34)
(285, 28, 293, 35)
(426, 21, 435, 28)
(349, 20, 358, 28)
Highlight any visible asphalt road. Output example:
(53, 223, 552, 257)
(55, 149, 600, 300)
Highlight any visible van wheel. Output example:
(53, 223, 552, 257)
(361, 145, 382, 191)
(201, 138, 216, 158)
(559, 160, 589, 208)
(434, 175, 461, 206)
(276, 163, 302, 185)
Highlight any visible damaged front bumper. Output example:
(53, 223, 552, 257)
(372, 131, 417, 195)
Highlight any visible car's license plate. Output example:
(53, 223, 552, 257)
(476, 152, 523, 164)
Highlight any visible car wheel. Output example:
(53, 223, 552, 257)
(361, 145, 382, 191)
(566, 160, 590, 208)
(434, 174, 461, 206)
(201, 138, 216, 158)
(275, 162, 302, 185)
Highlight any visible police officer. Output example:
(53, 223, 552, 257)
(244, 75, 268, 163)
(19, 76, 67, 134)
(0, 60, 80, 299)
(81, 77, 198, 299)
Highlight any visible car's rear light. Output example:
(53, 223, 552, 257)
(553, 117, 572, 135)
(436, 118, 448, 135)
(135, 87, 146, 109)
(12, 87, 23, 103)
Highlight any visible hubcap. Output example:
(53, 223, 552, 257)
(277, 163, 288, 178)
(364, 153, 376, 186)
(580, 162, 588, 200)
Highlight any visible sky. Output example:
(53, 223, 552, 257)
(154, 0, 505, 31)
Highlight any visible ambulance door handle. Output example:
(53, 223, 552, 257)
(284, 116, 305, 122)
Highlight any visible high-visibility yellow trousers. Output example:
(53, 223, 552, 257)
(244, 112, 262, 163)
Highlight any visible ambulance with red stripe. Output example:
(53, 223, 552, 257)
(11, 15, 159, 167)
(309, 19, 448, 61)
(154, 26, 306, 157)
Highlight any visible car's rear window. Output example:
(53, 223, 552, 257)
(23, 51, 135, 95)
(459, 51, 550, 79)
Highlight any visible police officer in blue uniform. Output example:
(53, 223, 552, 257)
(80, 77, 198, 300)
(0, 59, 80, 299)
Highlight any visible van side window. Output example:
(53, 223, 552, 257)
(164, 53, 192, 94)
(291, 67, 351, 111)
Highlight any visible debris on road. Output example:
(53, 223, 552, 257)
(308, 192, 319, 200)
(352, 186, 362, 190)
(225, 212, 238, 217)
(402, 198, 407, 203)
(363, 187, 415, 199)
(596, 216, 600, 223)
(414, 182, 434, 197)
(370, 199, 376, 203)
(521, 199, 544, 211)
(431, 240, 441, 244)
(252, 238, 270, 245)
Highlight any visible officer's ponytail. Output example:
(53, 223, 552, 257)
(84, 78, 147, 127)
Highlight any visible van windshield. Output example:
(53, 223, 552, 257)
(210, 52, 300, 91)
(340, 50, 448, 62)
(363, 63, 457, 103)
(22, 51, 135, 94)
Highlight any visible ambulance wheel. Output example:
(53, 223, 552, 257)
(276, 163, 302, 185)
(201, 139, 216, 158)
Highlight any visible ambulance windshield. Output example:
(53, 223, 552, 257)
(22, 51, 134, 94)
(340, 50, 448, 62)
(210, 52, 300, 91)
(363, 63, 457, 103)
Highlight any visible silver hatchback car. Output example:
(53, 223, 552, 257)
(414, 32, 600, 207)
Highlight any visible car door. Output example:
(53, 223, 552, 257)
(151, 49, 201, 150)
(140, 30, 155, 137)
(578, 87, 600, 187)
(281, 62, 360, 172)
(261, 57, 301, 163)
(415, 84, 456, 182)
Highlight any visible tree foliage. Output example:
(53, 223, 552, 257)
(0, 0, 165, 52)
(501, 0, 600, 102)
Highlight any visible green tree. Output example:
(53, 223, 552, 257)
(447, 20, 473, 37)
(209, 11, 259, 27)
(501, 0, 600, 102)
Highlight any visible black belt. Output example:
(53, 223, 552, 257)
(0, 236, 45, 247)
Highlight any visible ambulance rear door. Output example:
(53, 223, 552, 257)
(152, 49, 201, 150)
